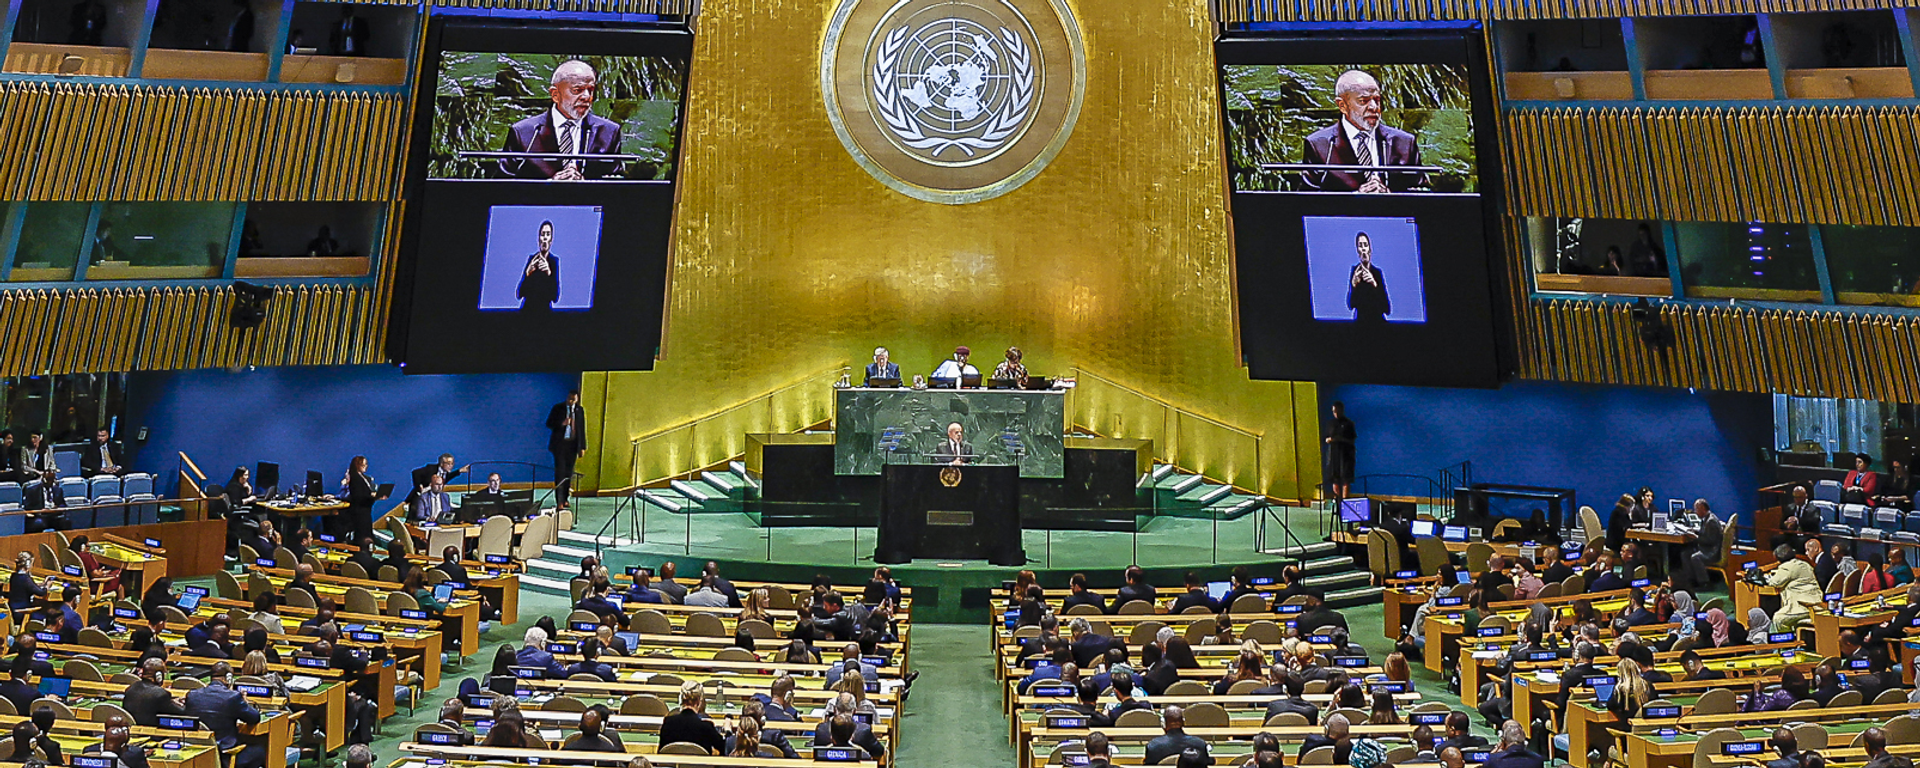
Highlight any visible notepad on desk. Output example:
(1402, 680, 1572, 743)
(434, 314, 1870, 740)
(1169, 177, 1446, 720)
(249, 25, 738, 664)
(286, 676, 324, 693)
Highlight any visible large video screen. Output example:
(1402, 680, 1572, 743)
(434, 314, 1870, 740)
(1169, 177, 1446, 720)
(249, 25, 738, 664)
(391, 19, 691, 374)
(1220, 31, 1506, 388)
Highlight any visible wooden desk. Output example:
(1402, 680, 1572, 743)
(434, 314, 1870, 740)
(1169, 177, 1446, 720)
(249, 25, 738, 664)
(399, 744, 879, 766)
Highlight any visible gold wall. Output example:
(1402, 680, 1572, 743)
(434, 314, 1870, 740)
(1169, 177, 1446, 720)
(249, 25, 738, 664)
(587, 0, 1323, 500)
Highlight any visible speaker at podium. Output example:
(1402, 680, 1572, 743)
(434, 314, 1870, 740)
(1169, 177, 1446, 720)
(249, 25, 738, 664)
(876, 458, 1024, 565)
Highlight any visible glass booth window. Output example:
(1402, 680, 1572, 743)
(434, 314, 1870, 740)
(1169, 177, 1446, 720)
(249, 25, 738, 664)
(1676, 221, 1821, 301)
(1823, 224, 1920, 307)
(10, 202, 87, 281)
(90, 202, 234, 279)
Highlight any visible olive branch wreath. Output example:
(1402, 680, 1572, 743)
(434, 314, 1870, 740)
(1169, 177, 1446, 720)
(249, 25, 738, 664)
(872, 24, 1034, 158)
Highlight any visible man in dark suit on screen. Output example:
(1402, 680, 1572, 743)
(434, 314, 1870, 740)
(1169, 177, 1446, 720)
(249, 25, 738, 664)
(499, 59, 623, 180)
(933, 422, 975, 466)
(516, 220, 561, 312)
(1300, 69, 1424, 193)
(1347, 231, 1390, 325)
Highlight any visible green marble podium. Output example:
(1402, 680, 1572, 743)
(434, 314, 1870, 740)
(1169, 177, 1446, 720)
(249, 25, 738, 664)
(834, 387, 1066, 479)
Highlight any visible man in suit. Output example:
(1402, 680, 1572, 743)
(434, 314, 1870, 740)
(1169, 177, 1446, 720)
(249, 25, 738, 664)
(1346, 232, 1391, 325)
(1299, 70, 1424, 193)
(1261, 671, 1322, 723)
(1143, 706, 1210, 766)
(184, 662, 263, 768)
(411, 474, 453, 523)
(812, 695, 885, 759)
(1299, 713, 1352, 764)
(183, 616, 233, 659)
(516, 626, 568, 679)
(122, 658, 185, 727)
(1680, 650, 1725, 682)
(1170, 572, 1218, 615)
(1115, 565, 1157, 612)
(516, 220, 562, 312)
(1778, 484, 1820, 548)
(467, 472, 507, 505)
(80, 428, 124, 476)
(1063, 573, 1107, 614)
(654, 561, 687, 603)
(547, 389, 587, 511)
(499, 60, 623, 180)
(87, 715, 155, 768)
(328, 5, 368, 56)
(1068, 618, 1112, 668)
(408, 454, 466, 507)
(22, 468, 68, 533)
(865, 347, 901, 385)
(1482, 721, 1544, 768)
(1439, 711, 1489, 753)
(1765, 728, 1804, 768)
(826, 642, 880, 689)
(933, 422, 974, 466)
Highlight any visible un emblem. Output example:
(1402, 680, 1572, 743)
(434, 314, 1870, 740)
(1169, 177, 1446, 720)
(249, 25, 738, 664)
(823, 0, 1086, 204)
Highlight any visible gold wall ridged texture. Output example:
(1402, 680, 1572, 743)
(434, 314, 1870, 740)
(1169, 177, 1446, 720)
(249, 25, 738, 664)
(0, 83, 403, 202)
(1503, 105, 1920, 226)
(427, 0, 691, 12)
(1515, 298, 1920, 401)
(0, 285, 384, 376)
(1216, 0, 1912, 22)
(587, 0, 1322, 500)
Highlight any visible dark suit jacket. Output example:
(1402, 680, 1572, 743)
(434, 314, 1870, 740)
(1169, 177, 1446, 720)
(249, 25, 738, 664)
(1484, 747, 1547, 768)
(1070, 634, 1112, 668)
(548, 402, 587, 455)
(80, 440, 123, 477)
(658, 709, 726, 754)
(408, 463, 463, 505)
(1299, 735, 1351, 763)
(810, 720, 886, 759)
(328, 15, 369, 56)
(1064, 590, 1107, 615)
(183, 684, 260, 749)
(1300, 122, 1422, 191)
(1171, 590, 1218, 615)
(932, 439, 975, 465)
(1145, 730, 1210, 766)
(864, 362, 900, 384)
(1687, 667, 1728, 681)
(516, 253, 561, 312)
(123, 680, 185, 727)
(8, 571, 44, 610)
(1264, 697, 1321, 723)
(22, 483, 63, 512)
(84, 741, 151, 768)
(1347, 264, 1390, 323)
(0, 678, 35, 718)
(1115, 583, 1157, 612)
(499, 111, 623, 180)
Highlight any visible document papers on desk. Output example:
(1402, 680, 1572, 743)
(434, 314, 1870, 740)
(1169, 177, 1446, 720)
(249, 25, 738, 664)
(286, 675, 324, 692)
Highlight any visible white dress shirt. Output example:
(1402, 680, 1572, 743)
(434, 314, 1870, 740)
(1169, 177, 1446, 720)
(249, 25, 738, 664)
(550, 107, 582, 156)
(1340, 116, 1381, 168)
(931, 360, 977, 380)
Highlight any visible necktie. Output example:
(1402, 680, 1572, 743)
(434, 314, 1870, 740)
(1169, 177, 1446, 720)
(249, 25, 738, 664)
(1354, 133, 1380, 186)
(560, 122, 579, 172)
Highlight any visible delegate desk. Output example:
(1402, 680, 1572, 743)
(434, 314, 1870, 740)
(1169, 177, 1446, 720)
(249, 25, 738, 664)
(0, 714, 225, 768)
(1423, 589, 1634, 673)
(1620, 704, 1916, 768)
(247, 565, 481, 656)
(1557, 656, 1822, 768)
(400, 746, 879, 767)
(87, 533, 169, 591)
(1022, 724, 1417, 768)
(301, 543, 522, 626)
(1009, 691, 1423, 748)
(835, 387, 1066, 478)
(57, 677, 296, 764)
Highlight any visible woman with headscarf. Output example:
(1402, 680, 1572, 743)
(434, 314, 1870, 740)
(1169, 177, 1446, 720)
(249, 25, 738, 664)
(1703, 608, 1733, 648)
(1746, 608, 1773, 645)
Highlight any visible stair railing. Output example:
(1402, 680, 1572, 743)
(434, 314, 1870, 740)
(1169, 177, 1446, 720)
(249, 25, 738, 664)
(618, 366, 843, 494)
(1254, 499, 1311, 557)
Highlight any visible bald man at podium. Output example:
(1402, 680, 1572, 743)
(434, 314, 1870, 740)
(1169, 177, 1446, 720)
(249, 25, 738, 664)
(933, 423, 975, 466)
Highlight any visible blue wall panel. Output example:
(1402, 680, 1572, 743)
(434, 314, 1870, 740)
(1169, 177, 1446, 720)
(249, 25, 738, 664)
(1324, 381, 1773, 527)
(124, 365, 577, 496)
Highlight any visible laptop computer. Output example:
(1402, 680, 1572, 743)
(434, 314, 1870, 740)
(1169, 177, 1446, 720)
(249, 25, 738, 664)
(36, 677, 69, 697)
(866, 377, 902, 388)
(1411, 519, 1437, 538)
(1022, 377, 1053, 390)
(1442, 525, 1469, 542)
(960, 373, 982, 388)
(433, 583, 454, 604)
(1206, 581, 1233, 603)
(305, 470, 323, 497)
(987, 378, 1019, 389)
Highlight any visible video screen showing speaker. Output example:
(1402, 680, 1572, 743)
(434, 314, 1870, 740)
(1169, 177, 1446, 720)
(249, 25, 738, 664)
(1218, 30, 1505, 388)
(392, 18, 691, 374)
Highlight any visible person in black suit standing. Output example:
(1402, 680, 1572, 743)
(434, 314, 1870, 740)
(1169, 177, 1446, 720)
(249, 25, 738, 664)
(516, 220, 562, 312)
(547, 390, 587, 512)
(80, 428, 126, 477)
(328, 5, 368, 56)
(499, 60, 624, 180)
(340, 455, 386, 544)
(408, 453, 466, 508)
(1299, 70, 1425, 193)
(1347, 232, 1390, 325)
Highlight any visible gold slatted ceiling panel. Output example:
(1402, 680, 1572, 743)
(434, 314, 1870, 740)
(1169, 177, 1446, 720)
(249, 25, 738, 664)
(0, 83, 403, 202)
(1218, 0, 1914, 21)
(1503, 105, 1920, 226)
(428, 0, 692, 13)
(0, 285, 385, 376)
(1514, 297, 1920, 401)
